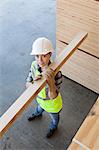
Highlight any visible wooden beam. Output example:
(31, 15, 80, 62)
(57, 40, 99, 93)
(67, 97, 99, 150)
(0, 31, 88, 139)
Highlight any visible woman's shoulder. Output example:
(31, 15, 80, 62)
(31, 60, 38, 68)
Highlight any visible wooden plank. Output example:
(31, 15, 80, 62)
(57, 0, 98, 21)
(57, 40, 99, 93)
(67, 97, 99, 150)
(57, 30, 98, 58)
(57, 0, 99, 57)
(67, 141, 90, 150)
(0, 32, 88, 139)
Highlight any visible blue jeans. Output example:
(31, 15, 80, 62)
(34, 105, 60, 130)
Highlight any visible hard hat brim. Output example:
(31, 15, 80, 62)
(30, 49, 54, 55)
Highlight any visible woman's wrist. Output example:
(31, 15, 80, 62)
(48, 86, 58, 99)
(49, 91, 57, 99)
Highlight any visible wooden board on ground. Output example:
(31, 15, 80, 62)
(57, 40, 99, 93)
(0, 32, 88, 139)
(67, 141, 90, 150)
(67, 97, 99, 150)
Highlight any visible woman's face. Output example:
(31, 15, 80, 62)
(35, 52, 51, 68)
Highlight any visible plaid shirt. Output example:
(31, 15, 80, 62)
(26, 61, 62, 99)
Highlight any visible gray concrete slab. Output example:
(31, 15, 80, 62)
(0, 0, 56, 115)
(0, 0, 98, 150)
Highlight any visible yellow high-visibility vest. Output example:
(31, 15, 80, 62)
(31, 61, 62, 113)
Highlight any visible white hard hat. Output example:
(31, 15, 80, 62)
(30, 37, 54, 55)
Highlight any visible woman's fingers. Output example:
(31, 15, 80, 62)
(44, 68, 54, 78)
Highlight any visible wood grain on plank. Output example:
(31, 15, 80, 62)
(57, 0, 99, 57)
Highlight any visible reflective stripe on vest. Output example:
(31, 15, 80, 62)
(31, 61, 62, 113)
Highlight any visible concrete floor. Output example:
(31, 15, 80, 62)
(0, 0, 98, 150)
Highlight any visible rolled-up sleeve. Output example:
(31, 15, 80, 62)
(26, 67, 33, 82)
(55, 71, 62, 92)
